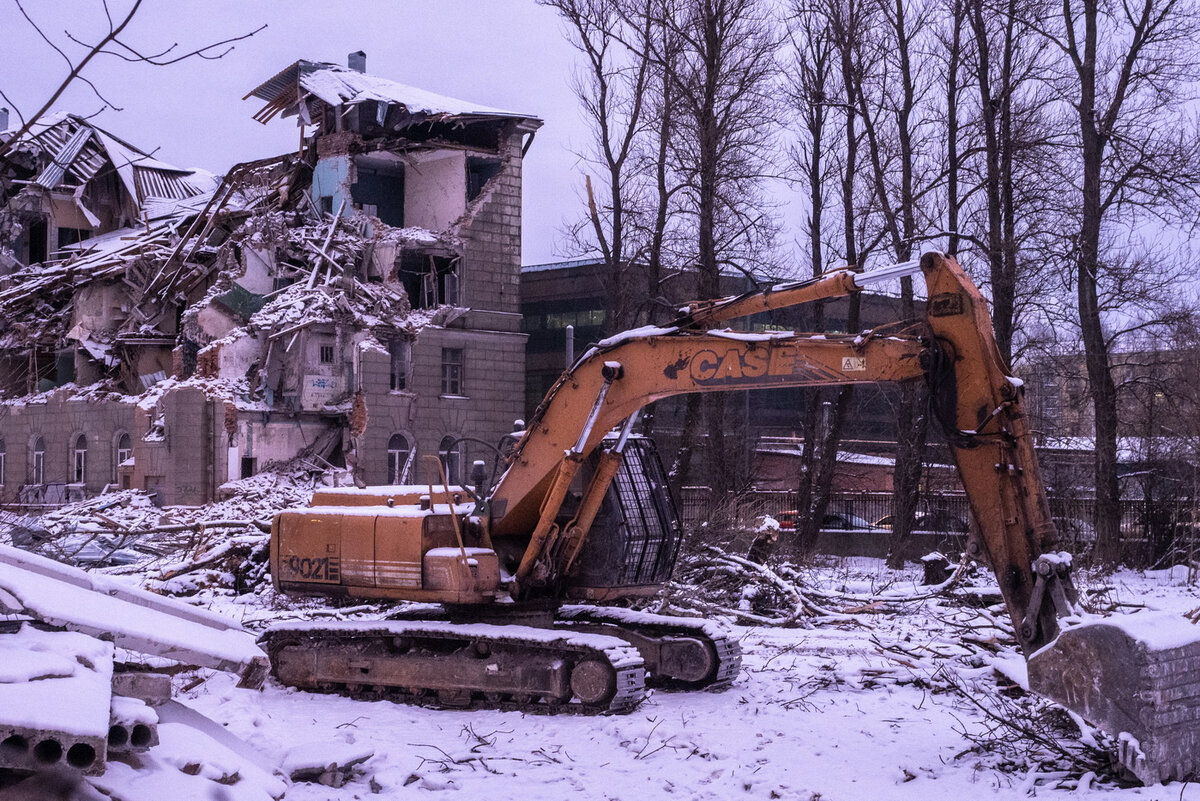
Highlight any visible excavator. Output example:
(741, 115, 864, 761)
(263, 252, 1200, 784)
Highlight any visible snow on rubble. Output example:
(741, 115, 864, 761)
(7, 475, 1200, 800)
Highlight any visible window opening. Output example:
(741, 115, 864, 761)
(31, 436, 45, 485)
(386, 433, 413, 484)
(441, 348, 464, 396)
(72, 434, 87, 484)
(389, 338, 411, 391)
(398, 252, 459, 308)
(319, 344, 335, 364)
(466, 157, 502, 201)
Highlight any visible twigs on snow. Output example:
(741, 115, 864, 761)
(673, 545, 975, 626)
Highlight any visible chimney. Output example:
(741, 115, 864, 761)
(348, 51, 366, 73)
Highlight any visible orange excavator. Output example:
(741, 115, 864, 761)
(263, 252, 1200, 784)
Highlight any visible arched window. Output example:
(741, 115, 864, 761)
(439, 435, 462, 486)
(386, 434, 412, 485)
(31, 436, 45, 485)
(115, 433, 132, 488)
(72, 434, 87, 484)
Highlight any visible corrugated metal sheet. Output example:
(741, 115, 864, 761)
(134, 168, 202, 203)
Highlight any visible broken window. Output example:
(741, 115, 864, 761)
(441, 348, 464, 396)
(319, 344, 335, 364)
(466, 157, 502, 201)
(72, 434, 87, 484)
(31, 436, 45, 485)
(241, 457, 257, 479)
(115, 433, 132, 485)
(399, 252, 460, 308)
(386, 433, 413, 484)
(439, 435, 462, 486)
(351, 159, 405, 226)
(57, 228, 91, 250)
(28, 220, 48, 265)
(389, 338, 411, 391)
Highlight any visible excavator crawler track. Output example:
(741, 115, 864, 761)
(260, 621, 646, 715)
(556, 605, 742, 690)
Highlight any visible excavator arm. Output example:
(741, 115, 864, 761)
(490, 252, 1200, 782)
(493, 253, 1062, 647)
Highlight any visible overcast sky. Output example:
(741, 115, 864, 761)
(1, 0, 597, 264)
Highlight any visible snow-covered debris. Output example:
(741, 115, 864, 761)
(0, 625, 113, 774)
(89, 701, 286, 801)
(0, 543, 267, 686)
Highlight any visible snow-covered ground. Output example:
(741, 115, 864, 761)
(159, 559, 1200, 801)
(8, 479, 1200, 800)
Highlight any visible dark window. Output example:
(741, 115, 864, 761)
(467, 157, 502, 201)
(72, 434, 87, 484)
(28, 220, 47, 264)
(386, 434, 412, 484)
(351, 160, 405, 226)
(318, 195, 333, 215)
(398, 253, 460, 309)
(31, 436, 45, 485)
(241, 457, 257, 479)
(439, 435, 462, 485)
(0, 439, 5, 486)
(441, 348, 464, 396)
(389, 339, 410, 391)
(319, 344, 335, 364)
(57, 228, 91, 249)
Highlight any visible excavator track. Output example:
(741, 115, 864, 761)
(556, 605, 742, 690)
(260, 621, 646, 715)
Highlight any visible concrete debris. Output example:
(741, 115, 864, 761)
(0, 543, 268, 687)
(0, 626, 112, 775)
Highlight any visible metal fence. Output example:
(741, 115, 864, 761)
(680, 487, 1200, 567)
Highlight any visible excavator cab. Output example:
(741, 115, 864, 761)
(562, 436, 682, 599)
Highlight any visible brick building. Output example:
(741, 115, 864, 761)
(0, 55, 540, 507)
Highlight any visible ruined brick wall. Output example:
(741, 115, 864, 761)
(0, 387, 226, 508)
(458, 130, 526, 317)
(0, 395, 137, 504)
(355, 328, 526, 487)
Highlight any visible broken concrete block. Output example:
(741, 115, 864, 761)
(0, 625, 113, 775)
(108, 695, 159, 754)
(110, 672, 172, 707)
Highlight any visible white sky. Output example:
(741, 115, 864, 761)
(0, 0, 592, 264)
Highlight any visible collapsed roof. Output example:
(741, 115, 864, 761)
(245, 59, 536, 128)
(2, 112, 217, 207)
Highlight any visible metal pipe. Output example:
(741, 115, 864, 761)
(851, 259, 923, 288)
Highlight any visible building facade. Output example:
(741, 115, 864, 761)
(0, 55, 539, 507)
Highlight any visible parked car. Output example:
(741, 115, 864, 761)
(776, 510, 882, 532)
(873, 512, 970, 533)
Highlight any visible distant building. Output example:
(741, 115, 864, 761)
(519, 257, 922, 485)
(0, 54, 540, 507)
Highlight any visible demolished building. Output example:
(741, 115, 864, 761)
(0, 54, 540, 507)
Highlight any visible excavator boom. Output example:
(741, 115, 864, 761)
(487, 252, 1200, 782)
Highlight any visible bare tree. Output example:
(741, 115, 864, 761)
(540, 0, 655, 332)
(1027, 0, 1200, 561)
(627, 0, 784, 493)
(0, 0, 264, 160)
